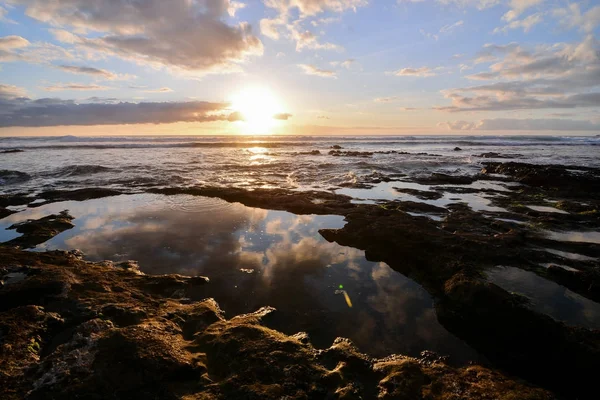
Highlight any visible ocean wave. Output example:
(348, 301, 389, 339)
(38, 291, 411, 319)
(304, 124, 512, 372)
(0, 170, 31, 185)
(42, 165, 114, 178)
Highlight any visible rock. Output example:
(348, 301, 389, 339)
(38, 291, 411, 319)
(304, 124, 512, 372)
(331, 145, 343, 149)
(1, 149, 24, 154)
(394, 187, 443, 200)
(412, 173, 475, 185)
(454, 147, 462, 151)
(0, 247, 557, 400)
(329, 150, 373, 157)
(3, 211, 75, 249)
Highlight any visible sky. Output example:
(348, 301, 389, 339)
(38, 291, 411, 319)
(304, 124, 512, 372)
(0, 0, 599, 136)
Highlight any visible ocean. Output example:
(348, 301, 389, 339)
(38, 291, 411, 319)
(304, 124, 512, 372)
(1, 135, 599, 196)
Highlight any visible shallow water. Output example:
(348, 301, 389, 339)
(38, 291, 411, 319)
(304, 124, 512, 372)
(544, 230, 600, 245)
(0, 194, 481, 362)
(486, 266, 600, 329)
(337, 181, 507, 213)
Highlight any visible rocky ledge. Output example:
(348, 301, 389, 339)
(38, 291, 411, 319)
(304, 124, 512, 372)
(0, 247, 555, 400)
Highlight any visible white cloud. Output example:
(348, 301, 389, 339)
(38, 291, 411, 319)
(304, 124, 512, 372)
(440, 20, 464, 34)
(437, 36, 600, 112)
(0, 83, 27, 99)
(502, 0, 544, 22)
(260, 0, 365, 52)
(374, 96, 399, 103)
(7, 0, 263, 75)
(298, 64, 337, 78)
(142, 87, 174, 93)
(494, 12, 543, 33)
(553, 3, 600, 34)
(391, 66, 438, 77)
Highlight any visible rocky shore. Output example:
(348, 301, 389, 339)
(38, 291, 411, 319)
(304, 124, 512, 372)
(1, 160, 599, 399)
(1, 247, 554, 399)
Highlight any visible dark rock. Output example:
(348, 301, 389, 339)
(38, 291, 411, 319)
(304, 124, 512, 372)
(394, 187, 443, 200)
(0, 246, 556, 400)
(329, 150, 373, 157)
(330, 145, 343, 149)
(411, 173, 475, 185)
(3, 211, 74, 248)
(454, 147, 462, 151)
(0, 149, 24, 154)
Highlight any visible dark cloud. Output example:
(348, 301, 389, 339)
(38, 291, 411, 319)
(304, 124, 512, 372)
(43, 83, 111, 92)
(12, 0, 263, 74)
(56, 65, 134, 80)
(0, 96, 239, 127)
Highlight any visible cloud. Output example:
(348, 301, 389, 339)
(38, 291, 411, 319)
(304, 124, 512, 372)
(273, 112, 293, 120)
(0, 83, 27, 99)
(440, 118, 600, 131)
(0, 34, 75, 64)
(494, 12, 543, 33)
(0, 95, 240, 127)
(391, 66, 438, 77)
(43, 83, 111, 92)
(502, 0, 544, 22)
(142, 87, 174, 93)
(9, 0, 263, 75)
(260, 0, 365, 51)
(439, 20, 464, 34)
(437, 36, 600, 112)
(0, 35, 29, 49)
(294, 29, 343, 51)
(552, 3, 600, 33)
(56, 65, 135, 80)
(298, 64, 337, 78)
(399, 0, 501, 10)
(0, 5, 16, 24)
(374, 96, 399, 103)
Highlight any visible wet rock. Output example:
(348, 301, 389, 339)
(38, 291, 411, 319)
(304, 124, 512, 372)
(3, 211, 74, 249)
(32, 188, 123, 206)
(454, 147, 462, 151)
(476, 152, 520, 159)
(481, 162, 600, 198)
(0, 207, 15, 219)
(394, 187, 443, 200)
(0, 247, 556, 400)
(0, 149, 24, 154)
(411, 173, 476, 185)
(329, 150, 373, 157)
(331, 145, 343, 149)
(0, 194, 32, 208)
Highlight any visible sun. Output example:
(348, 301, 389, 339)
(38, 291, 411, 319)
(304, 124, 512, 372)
(230, 87, 285, 134)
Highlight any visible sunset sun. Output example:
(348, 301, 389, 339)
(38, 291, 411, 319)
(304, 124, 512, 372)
(230, 87, 285, 134)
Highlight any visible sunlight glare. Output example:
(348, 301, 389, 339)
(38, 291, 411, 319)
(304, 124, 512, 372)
(231, 87, 285, 134)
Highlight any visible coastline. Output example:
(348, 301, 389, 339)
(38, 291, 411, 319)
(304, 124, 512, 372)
(1, 159, 599, 398)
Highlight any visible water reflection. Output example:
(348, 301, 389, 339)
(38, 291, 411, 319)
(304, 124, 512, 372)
(336, 181, 507, 213)
(486, 266, 600, 329)
(0, 194, 479, 362)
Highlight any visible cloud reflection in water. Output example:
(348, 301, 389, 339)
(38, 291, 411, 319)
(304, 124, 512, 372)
(2, 194, 480, 362)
